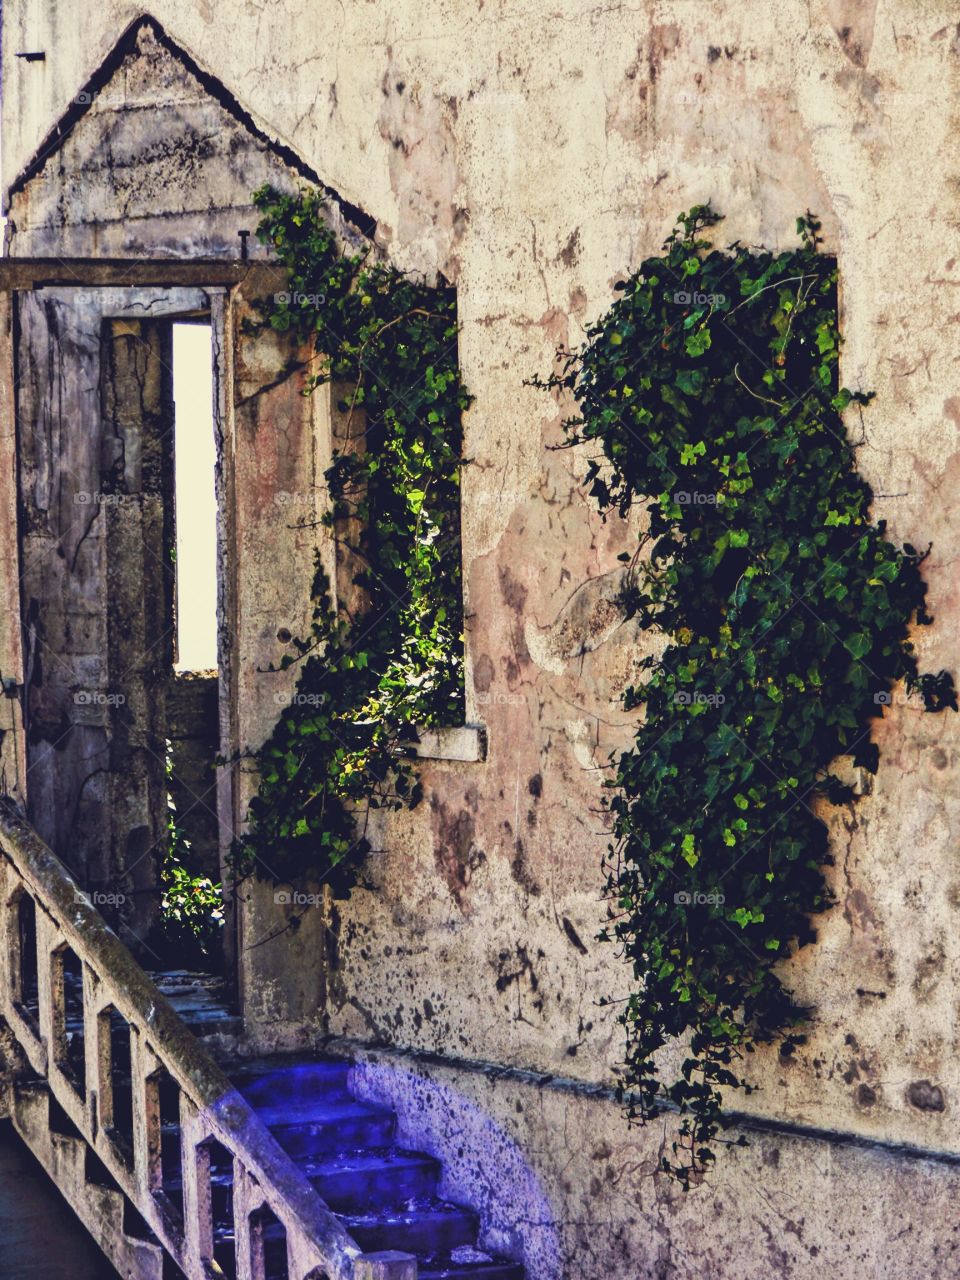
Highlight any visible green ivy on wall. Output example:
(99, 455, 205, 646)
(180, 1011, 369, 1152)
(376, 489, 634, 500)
(234, 186, 469, 896)
(540, 206, 956, 1185)
(152, 740, 224, 966)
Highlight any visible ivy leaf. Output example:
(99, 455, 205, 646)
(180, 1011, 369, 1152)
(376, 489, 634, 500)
(843, 632, 872, 660)
(675, 369, 706, 395)
(684, 328, 712, 358)
(679, 440, 706, 466)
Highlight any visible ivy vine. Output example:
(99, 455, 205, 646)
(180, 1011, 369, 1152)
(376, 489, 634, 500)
(148, 742, 224, 966)
(234, 186, 468, 896)
(541, 206, 956, 1185)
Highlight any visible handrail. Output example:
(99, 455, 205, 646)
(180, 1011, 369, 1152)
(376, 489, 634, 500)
(0, 802, 416, 1280)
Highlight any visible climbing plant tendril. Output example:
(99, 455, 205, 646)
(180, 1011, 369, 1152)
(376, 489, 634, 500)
(540, 206, 956, 1186)
(234, 186, 469, 896)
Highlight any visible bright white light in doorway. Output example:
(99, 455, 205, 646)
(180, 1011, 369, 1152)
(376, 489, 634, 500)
(172, 323, 218, 672)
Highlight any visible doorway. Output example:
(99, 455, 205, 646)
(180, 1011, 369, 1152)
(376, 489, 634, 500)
(15, 288, 224, 961)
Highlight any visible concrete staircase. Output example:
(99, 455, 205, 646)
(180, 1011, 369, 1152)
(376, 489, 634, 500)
(0, 806, 523, 1280)
(156, 974, 523, 1280)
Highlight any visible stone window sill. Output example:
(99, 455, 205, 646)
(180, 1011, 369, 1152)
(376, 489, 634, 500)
(413, 724, 487, 763)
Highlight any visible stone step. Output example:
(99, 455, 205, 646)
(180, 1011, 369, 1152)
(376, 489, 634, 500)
(149, 968, 232, 999)
(173, 1007, 244, 1041)
(419, 1262, 525, 1280)
(164, 1134, 443, 1224)
(259, 1199, 483, 1266)
(271, 1240, 523, 1280)
(341, 1200, 479, 1256)
(257, 1099, 397, 1157)
(233, 1058, 353, 1107)
(148, 968, 243, 1044)
(302, 1148, 441, 1212)
(181, 1126, 478, 1264)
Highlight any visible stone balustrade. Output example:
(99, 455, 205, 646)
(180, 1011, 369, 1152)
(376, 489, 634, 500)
(0, 802, 416, 1280)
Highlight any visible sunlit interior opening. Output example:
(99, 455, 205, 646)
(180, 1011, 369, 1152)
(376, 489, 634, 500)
(172, 322, 218, 672)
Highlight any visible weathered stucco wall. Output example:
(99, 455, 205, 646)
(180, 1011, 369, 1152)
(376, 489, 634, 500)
(5, 2, 960, 1275)
(336, 1038, 960, 1279)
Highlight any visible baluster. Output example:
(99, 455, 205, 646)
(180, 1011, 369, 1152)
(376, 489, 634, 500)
(0, 865, 15, 1014)
(180, 1093, 214, 1272)
(233, 1162, 266, 1280)
(93, 1004, 114, 1133)
(36, 917, 63, 1077)
(81, 967, 102, 1134)
(131, 1030, 162, 1196)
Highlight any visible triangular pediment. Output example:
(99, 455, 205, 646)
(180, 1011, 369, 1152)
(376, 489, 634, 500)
(7, 16, 374, 258)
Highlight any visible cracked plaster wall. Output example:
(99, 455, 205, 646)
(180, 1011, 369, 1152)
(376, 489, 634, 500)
(341, 1043, 960, 1278)
(5, 2, 960, 1273)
